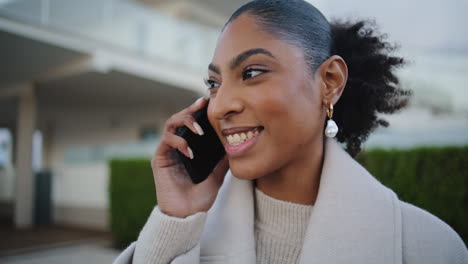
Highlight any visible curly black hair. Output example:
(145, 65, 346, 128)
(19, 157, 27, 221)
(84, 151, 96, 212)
(331, 20, 411, 156)
(227, 0, 412, 157)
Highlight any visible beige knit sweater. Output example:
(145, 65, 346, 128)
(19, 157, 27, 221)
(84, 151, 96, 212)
(254, 188, 313, 263)
(132, 187, 313, 264)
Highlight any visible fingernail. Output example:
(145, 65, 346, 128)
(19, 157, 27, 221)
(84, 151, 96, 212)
(187, 147, 194, 159)
(194, 97, 204, 106)
(193, 122, 204, 135)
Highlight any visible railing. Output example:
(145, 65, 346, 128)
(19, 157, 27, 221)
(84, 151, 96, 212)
(0, 0, 219, 71)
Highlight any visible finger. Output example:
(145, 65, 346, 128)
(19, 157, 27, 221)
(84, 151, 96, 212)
(175, 97, 207, 117)
(185, 97, 208, 114)
(156, 132, 194, 159)
(165, 114, 204, 135)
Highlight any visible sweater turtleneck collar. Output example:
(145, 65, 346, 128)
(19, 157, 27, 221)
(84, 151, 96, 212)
(254, 187, 313, 245)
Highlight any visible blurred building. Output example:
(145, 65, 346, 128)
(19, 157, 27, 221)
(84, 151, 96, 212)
(0, 0, 467, 231)
(0, 0, 247, 230)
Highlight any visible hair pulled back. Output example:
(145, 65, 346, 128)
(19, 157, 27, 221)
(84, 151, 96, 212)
(226, 0, 411, 157)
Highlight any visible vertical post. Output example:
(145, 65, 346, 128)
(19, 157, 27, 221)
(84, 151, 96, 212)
(14, 84, 37, 229)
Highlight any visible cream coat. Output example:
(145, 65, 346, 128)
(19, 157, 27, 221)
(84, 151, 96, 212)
(114, 139, 467, 264)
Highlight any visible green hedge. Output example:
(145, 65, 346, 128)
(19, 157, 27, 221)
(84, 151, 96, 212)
(109, 146, 467, 246)
(109, 158, 156, 248)
(356, 145, 468, 245)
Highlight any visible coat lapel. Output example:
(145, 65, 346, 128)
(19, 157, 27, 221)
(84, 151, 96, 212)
(199, 170, 256, 263)
(199, 139, 402, 264)
(298, 139, 402, 264)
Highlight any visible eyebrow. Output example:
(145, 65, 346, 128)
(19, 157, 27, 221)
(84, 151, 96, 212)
(208, 48, 275, 74)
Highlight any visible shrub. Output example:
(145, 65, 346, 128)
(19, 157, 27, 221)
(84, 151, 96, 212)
(108, 146, 468, 246)
(356, 145, 468, 245)
(109, 158, 156, 247)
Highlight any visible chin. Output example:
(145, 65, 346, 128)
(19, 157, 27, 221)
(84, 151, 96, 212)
(228, 158, 266, 181)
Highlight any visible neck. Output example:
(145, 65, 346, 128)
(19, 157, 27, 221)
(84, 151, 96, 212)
(255, 137, 325, 205)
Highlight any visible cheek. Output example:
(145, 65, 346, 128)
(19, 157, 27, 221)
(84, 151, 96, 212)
(253, 79, 299, 118)
(207, 104, 215, 127)
(261, 81, 323, 154)
(228, 81, 322, 180)
(258, 79, 320, 130)
(207, 104, 223, 142)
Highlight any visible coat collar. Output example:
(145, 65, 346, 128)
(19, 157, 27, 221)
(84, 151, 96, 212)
(200, 138, 402, 264)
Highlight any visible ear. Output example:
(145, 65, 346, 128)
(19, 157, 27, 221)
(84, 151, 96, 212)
(315, 55, 348, 107)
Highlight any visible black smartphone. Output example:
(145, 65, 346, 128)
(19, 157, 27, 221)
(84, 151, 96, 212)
(175, 101, 225, 184)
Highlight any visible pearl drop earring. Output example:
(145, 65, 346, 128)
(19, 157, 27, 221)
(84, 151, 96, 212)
(325, 104, 338, 138)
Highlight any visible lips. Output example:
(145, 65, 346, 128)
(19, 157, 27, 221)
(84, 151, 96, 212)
(222, 126, 264, 157)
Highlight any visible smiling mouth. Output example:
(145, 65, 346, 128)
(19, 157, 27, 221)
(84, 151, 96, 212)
(225, 127, 263, 146)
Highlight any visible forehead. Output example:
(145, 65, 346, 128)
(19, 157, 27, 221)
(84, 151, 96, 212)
(211, 14, 302, 67)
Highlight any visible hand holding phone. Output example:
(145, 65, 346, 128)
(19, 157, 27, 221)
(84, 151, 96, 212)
(175, 101, 225, 184)
(151, 98, 229, 218)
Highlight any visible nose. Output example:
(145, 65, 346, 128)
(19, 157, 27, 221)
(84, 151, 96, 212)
(209, 85, 244, 121)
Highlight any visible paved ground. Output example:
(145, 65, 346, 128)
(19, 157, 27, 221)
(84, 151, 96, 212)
(0, 218, 122, 263)
(0, 242, 121, 264)
(0, 224, 114, 254)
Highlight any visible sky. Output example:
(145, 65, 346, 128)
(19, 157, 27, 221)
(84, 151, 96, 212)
(307, 0, 468, 115)
(308, 0, 468, 52)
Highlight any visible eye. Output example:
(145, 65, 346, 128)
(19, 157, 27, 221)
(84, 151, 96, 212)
(204, 78, 220, 90)
(242, 68, 267, 80)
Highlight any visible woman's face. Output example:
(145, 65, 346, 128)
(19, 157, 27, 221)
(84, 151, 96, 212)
(207, 14, 325, 180)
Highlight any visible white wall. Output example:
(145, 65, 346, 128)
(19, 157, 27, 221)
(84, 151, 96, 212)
(40, 105, 171, 230)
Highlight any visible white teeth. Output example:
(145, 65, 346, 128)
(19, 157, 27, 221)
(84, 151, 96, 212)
(240, 133, 247, 140)
(226, 129, 261, 146)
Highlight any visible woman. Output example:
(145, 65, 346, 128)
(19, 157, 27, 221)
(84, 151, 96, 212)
(115, 0, 467, 263)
